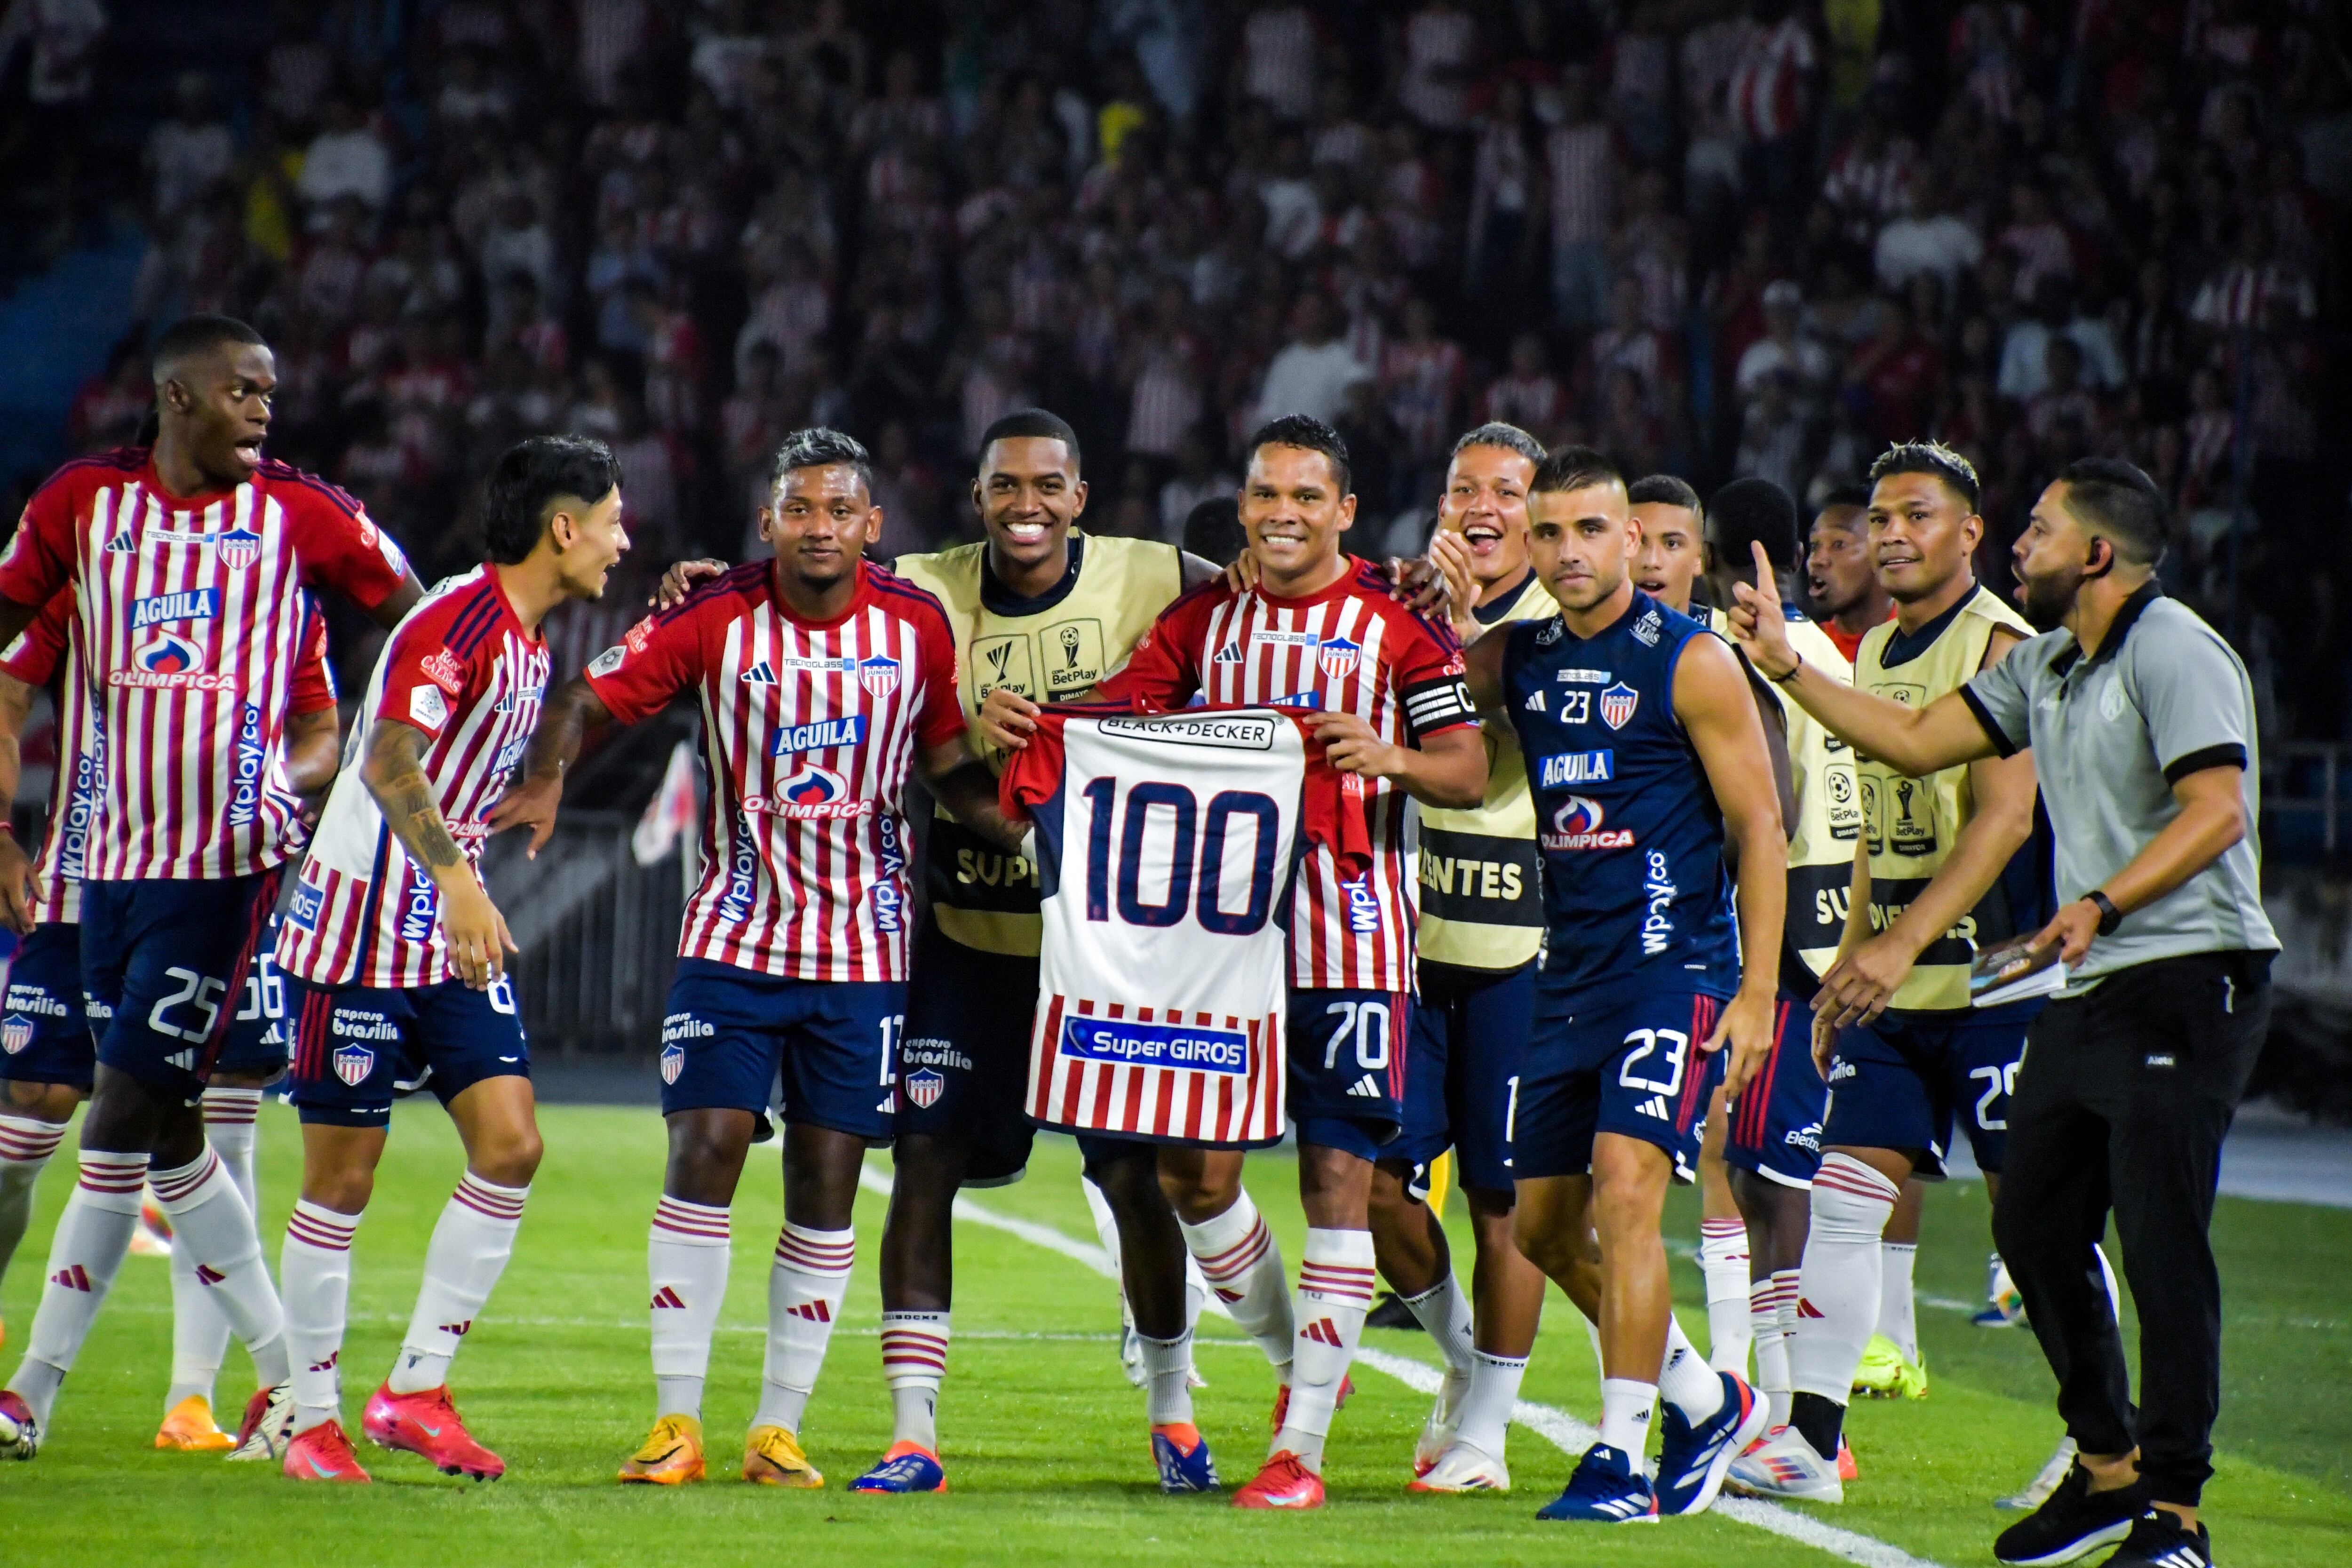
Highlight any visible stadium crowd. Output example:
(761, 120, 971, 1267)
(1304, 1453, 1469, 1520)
(4, 0, 2346, 730)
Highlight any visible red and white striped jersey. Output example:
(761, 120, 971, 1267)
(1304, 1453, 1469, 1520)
(0, 585, 337, 925)
(278, 567, 549, 988)
(0, 449, 409, 881)
(1097, 558, 1474, 990)
(585, 559, 965, 982)
(1003, 707, 1371, 1146)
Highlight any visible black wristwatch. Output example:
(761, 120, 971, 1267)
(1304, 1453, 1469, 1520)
(2084, 891, 2123, 936)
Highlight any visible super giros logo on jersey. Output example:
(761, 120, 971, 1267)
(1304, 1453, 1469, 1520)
(227, 703, 265, 826)
(1541, 795, 1632, 851)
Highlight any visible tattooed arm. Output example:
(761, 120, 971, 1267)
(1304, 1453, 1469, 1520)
(485, 676, 613, 860)
(360, 718, 514, 987)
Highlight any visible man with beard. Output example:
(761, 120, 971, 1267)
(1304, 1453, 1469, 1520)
(1726, 456, 2275, 1568)
(1719, 443, 2050, 1504)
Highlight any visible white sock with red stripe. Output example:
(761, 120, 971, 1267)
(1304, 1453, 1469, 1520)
(1878, 1241, 1919, 1363)
(1659, 1312, 1725, 1423)
(0, 1115, 66, 1292)
(880, 1310, 950, 1449)
(167, 1089, 270, 1409)
(281, 1200, 362, 1434)
(1177, 1192, 1292, 1376)
(1772, 1268, 1801, 1424)
(649, 1196, 731, 1422)
(1752, 1273, 1794, 1431)
(387, 1173, 529, 1395)
(754, 1222, 854, 1433)
(1700, 1216, 1752, 1375)
(150, 1150, 288, 1389)
(1791, 1154, 1898, 1408)
(1274, 1227, 1375, 1472)
(8, 1150, 146, 1425)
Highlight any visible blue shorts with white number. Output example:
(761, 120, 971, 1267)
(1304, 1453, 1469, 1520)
(286, 976, 528, 1127)
(1288, 987, 1409, 1159)
(1391, 960, 1533, 1193)
(214, 915, 292, 1078)
(1822, 1005, 2035, 1177)
(1723, 990, 1827, 1188)
(1518, 985, 1729, 1184)
(0, 923, 95, 1089)
(80, 872, 280, 1100)
(659, 958, 899, 1143)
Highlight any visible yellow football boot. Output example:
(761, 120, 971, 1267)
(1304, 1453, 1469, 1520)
(155, 1394, 236, 1451)
(744, 1424, 824, 1487)
(618, 1413, 706, 1484)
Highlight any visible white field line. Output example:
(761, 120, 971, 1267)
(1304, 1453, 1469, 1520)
(874, 1163, 1949, 1568)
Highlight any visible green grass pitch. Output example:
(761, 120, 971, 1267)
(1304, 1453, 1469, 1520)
(1, 1102, 2346, 1566)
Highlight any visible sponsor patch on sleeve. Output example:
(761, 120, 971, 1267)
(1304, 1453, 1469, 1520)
(409, 685, 448, 730)
(588, 645, 626, 677)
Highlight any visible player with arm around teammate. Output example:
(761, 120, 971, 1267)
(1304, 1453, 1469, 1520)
(267, 436, 630, 1482)
(492, 429, 1022, 1492)
(1459, 446, 1784, 1524)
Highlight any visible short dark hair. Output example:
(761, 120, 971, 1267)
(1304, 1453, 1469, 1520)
(1707, 477, 1801, 572)
(1450, 422, 1544, 467)
(1246, 414, 1351, 495)
(151, 313, 267, 379)
(482, 436, 622, 565)
(1627, 473, 1701, 512)
(1868, 440, 1980, 510)
(979, 407, 1082, 472)
(2055, 456, 2167, 568)
(771, 426, 873, 497)
(1531, 445, 1623, 495)
(1816, 483, 1873, 516)
(1181, 497, 1247, 567)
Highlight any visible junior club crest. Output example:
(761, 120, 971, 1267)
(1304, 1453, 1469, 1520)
(857, 655, 901, 697)
(332, 1043, 375, 1086)
(660, 1041, 685, 1085)
(1599, 682, 1639, 729)
(1, 1015, 30, 1055)
(1316, 637, 1361, 680)
(903, 1068, 944, 1109)
(214, 528, 262, 569)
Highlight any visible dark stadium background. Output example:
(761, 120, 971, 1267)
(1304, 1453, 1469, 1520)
(0, 0, 2347, 1112)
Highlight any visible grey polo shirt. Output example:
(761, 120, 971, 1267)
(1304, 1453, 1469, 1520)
(1960, 583, 2277, 994)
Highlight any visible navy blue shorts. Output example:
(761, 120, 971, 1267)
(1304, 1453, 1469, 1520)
(895, 916, 1036, 1186)
(0, 923, 95, 1090)
(1822, 1006, 2032, 1177)
(659, 958, 899, 1143)
(1723, 990, 1827, 1188)
(214, 914, 291, 1079)
(1288, 987, 1409, 1160)
(287, 975, 528, 1127)
(80, 872, 280, 1101)
(1391, 960, 1533, 1194)
(1518, 986, 1729, 1184)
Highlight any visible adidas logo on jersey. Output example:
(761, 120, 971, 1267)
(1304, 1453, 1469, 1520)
(165, 1049, 198, 1072)
(787, 1300, 833, 1323)
(1346, 1074, 1383, 1099)
(1635, 1094, 1670, 1120)
(1212, 641, 1244, 664)
(50, 1263, 93, 1291)
(104, 530, 135, 554)
(1524, 691, 1545, 712)
(740, 659, 777, 685)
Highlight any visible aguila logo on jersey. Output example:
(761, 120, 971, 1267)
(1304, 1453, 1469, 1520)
(332, 1043, 375, 1086)
(857, 654, 900, 697)
(130, 589, 218, 629)
(769, 715, 866, 756)
(903, 1068, 944, 1109)
(214, 528, 262, 568)
(1, 1015, 31, 1055)
(227, 703, 265, 826)
(1316, 637, 1361, 680)
(1539, 749, 1614, 787)
(1542, 794, 1633, 851)
(1599, 682, 1639, 729)
(135, 630, 203, 675)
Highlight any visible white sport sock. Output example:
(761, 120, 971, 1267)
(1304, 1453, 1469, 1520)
(1138, 1329, 1194, 1426)
(281, 1200, 362, 1434)
(1658, 1313, 1725, 1423)
(388, 1173, 528, 1394)
(1599, 1377, 1658, 1455)
(1790, 1154, 1897, 1403)
(1878, 1240, 1919, 1362)
(1772, 1268, 1801, 1424)
(648, 1195, 731, 1422)
(151, 1150, 288, 1389)
(1272, 1227, 1375, 1472)
(170, 1090, 266, 1408)
(1081, 1176, 1135, 1335)
(201, 1089, 264, 1214)
(0, 1116, 66, 1289)
(880, 1310, 949, 1449)
(1178, 1192, 1292, 1376)
(753, 1222, 854, 1433)
(1700, 1216, 1753, 1375)
(11, 1150, 147, 1425)
(1751, 1274, 1792, 1431)
(1400, 1272, 1477, 1381)
(1454, 1349, 1526, 1461)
